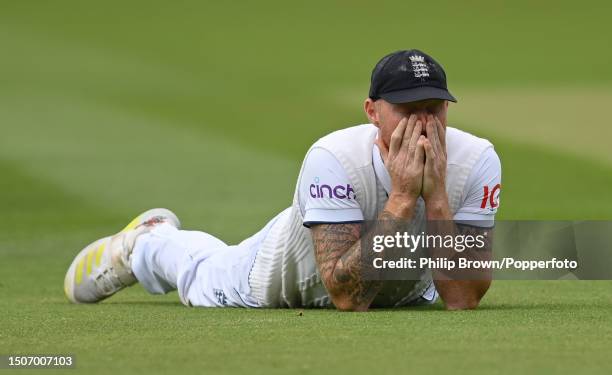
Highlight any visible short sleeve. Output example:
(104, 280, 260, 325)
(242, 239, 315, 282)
(298, 148, 364, 227)
(453, 147, 502, 228)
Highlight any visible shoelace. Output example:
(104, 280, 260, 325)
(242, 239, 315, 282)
(94, 268, 125, 295)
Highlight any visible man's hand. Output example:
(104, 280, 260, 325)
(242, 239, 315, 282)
(376, 114, 427, 218)
(422, 114, 449, 208)
(416, 114, 492, 309)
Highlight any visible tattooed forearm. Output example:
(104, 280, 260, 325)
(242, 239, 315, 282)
(312, 223, 361, 286)
(456, 223, 493, 252)
(311, 210, 407, 311)
(427, 222, 494, 310)
(428, 222, 493, 264)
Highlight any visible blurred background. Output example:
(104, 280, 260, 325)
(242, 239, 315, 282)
(2, 0, 611, 239)
(1, 0, 611, 373)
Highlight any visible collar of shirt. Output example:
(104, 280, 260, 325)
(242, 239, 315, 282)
(372, 134, 392, 195)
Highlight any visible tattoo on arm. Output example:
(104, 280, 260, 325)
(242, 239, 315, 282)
(456, 223, 493, 252)
(311, 210, 405, 310)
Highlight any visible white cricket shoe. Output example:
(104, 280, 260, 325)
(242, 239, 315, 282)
(64, 208, 181, 303)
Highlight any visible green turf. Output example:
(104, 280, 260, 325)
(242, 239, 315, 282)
(1, 1, 612, 374)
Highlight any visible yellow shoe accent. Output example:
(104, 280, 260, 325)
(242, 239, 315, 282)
(75, 257, 85, 285)
(65, 208, 180, 303)
(85, 249, 95, 276)
(122, 215, 142, 232)
(95, 243, 106, 266)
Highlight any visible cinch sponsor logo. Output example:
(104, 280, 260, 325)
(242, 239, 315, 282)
(309, 180, 356, 200)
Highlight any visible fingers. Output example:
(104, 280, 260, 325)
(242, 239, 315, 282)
(388, 117, 408, 158)
(401, 116, 421, 155)
(415, 135, 426, 164)
(375, 137, 389, 164)
(427, 114, 446, 152)
(426, 115, 441, 155)
(409, 120, 423, 154)
(401, 114, 418, 151)
(425, 115, 436, 151)
(423, 137, 435, 165)
(435, 116, 446, 151)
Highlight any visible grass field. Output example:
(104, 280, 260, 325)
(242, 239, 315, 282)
(1, 1, 612, 374)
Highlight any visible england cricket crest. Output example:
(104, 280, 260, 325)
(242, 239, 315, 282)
(213, 288, 228, 306)
(409, 54, 430, 79)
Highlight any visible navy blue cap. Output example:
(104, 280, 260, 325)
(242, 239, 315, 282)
(369, 49, 456, 103)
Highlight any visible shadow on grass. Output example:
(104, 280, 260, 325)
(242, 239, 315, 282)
(367, 300, 611, 313)
(49, 296, 611, 313)
(47, 299, 185, 307)
(475, 301, 611, 312)
(103, 300, 185, 307)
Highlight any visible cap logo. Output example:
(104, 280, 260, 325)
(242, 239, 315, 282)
(409, 54, 429, 78)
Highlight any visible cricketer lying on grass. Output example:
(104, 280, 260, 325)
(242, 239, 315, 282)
(64, 49, 501, 311)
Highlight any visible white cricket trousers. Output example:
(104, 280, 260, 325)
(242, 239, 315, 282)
(130, 217, 279, 307)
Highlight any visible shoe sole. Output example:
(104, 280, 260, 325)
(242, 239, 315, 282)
(64, 208, 181, 303)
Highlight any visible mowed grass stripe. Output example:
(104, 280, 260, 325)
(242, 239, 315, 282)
(0, 158, 119, 239)
(492, 137, 612, 219)
(452, 87, 612, 166)
(0, 90, 298, 242)
(2, 85, 612, 244)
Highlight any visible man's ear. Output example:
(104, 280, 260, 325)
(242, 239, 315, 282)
(364, 98, 379, 126)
